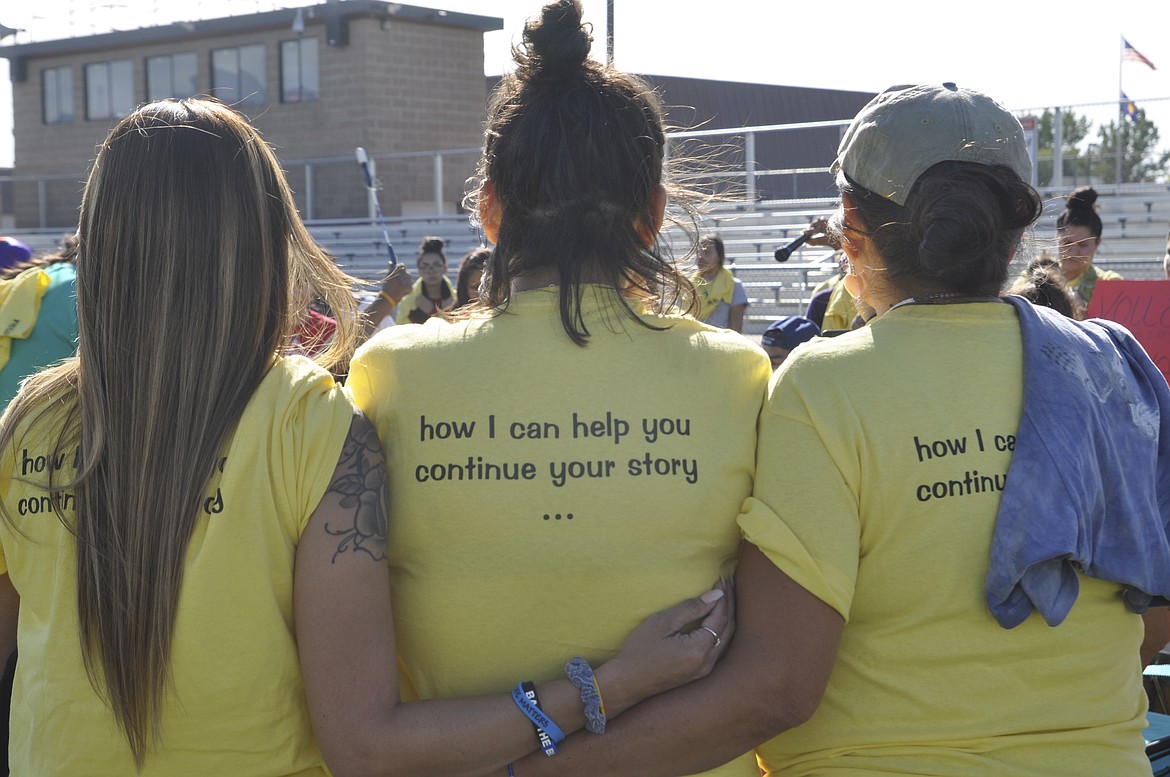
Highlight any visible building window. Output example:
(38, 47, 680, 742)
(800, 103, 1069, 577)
(212, 44, 266, 106)
(280, 38, 319, 103)
(147, 52, 199, 101)
(86, 59, 134, 120)
(43, 66, 74, 124)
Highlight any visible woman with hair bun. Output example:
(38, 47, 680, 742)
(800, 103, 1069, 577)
(349, 1, 768, 775)
(1057, 186, 1121, 305)
(395, 236, 455, 324)
(509, 84, 1170, 777)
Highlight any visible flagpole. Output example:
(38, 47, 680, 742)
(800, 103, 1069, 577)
(1119, 36, 1123, 118)
(1113, 35, 1123, 119)
(1116, 35, 1123, 188)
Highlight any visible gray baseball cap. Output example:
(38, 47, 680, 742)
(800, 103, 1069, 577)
(832, 83, 1031, 206)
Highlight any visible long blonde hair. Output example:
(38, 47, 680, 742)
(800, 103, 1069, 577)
(0, 99, 356, 767)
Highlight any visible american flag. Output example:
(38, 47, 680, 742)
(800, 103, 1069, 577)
(1123, 38, 1156, 70)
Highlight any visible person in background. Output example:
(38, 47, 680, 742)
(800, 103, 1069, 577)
(797, 218, 843, 329)
(822, 277, 876, 331)
(0, 98, 727, 777)
(455, 246, 491, 308)
(356, 261, 413, 340)
(298, 261, 415, 362)
(395, 235, 455, 324)
(693, 233, 748, 332)
(348, 2, 769, 775)
(759, 315, 820, 371)
(1005, 255, 1082, 319)
(289, 297, 339, 360)
(805, 252, 844, 330)
(0, 239, 32, 276)
(1056, 186, 1121, 306)
(0, 236, 79, 408)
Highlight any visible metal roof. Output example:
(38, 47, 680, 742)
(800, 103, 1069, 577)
(643, 74, 873, 130)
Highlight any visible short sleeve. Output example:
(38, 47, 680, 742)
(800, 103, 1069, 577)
(346, 349, 376, 418)
(347, 333, 409, 437)
(0, 404, 62, 578)
(738, 361, 861, 620)
(821, 284, 856, 331)
(732, 279, 749, 307)
(265, 358, 357, 534)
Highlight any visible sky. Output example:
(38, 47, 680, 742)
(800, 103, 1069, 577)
(1, 0, 1169, 169)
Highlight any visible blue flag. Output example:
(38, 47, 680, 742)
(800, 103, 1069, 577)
(1121, 92, 1139, 123)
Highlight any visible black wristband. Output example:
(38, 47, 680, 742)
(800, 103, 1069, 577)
(520, 681, 557, 756)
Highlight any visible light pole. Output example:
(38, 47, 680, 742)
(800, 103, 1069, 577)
(606, 0, 614, 66)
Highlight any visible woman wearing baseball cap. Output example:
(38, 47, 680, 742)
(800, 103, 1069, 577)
(738, 80, 1170, 776)
(508, 83, 1170, 777)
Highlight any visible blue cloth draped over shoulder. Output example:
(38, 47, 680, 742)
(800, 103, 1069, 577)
(986, 295, 1170, 628)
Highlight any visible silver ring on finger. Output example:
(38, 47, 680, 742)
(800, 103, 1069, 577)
(700, 626, 721, 647)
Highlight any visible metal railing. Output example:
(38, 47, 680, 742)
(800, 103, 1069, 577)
(6, 108, 1170, 229)
(665, 118, 850, 206)
(0, 146, 485, 230)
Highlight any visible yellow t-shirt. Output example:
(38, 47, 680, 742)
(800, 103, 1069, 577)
(820, 280, 859, 331)
(349, 285, 770, 777)
(740, 301, 1149, 776)
(395, 276, 455, 324)
(1067, 264, 1123, 306)
(0, 356, 354, 776)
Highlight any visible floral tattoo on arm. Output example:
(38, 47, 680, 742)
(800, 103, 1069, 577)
(323, 415, 388, 563)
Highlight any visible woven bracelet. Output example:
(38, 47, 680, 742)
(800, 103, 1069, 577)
(565, 656, 606, 734)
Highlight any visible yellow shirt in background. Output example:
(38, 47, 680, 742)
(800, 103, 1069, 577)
(820, 280, 859, 331)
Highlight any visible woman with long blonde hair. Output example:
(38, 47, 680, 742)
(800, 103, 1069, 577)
(0, 99, 728, 776)
(0, 97, 358, 774)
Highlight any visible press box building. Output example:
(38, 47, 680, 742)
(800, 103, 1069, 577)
(0, 1, 502, 228)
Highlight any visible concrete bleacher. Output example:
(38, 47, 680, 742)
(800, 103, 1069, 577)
(5, 183, 1166, 335)
(311, 215, 487, 284)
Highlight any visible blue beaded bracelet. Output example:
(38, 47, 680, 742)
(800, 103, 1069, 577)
(565, 657, 607, 734)
(512, 682, 564, 756)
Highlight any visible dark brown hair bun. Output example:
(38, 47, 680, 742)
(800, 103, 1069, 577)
(1056, 186, 1103, 238)
(1066, 186, 1098, 211)
(419, 236, 446, 255)
(515, 0, 591, 78)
